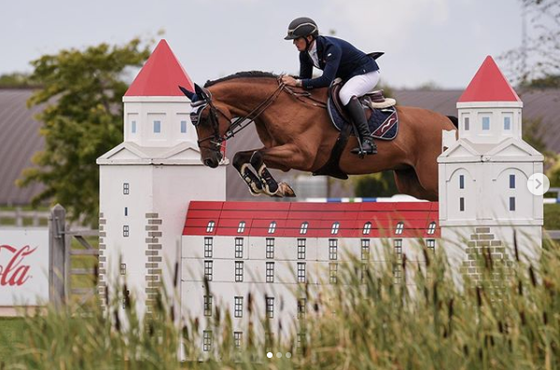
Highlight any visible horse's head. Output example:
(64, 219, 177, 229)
(179, 84, 231, 168)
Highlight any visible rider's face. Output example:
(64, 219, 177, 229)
(293, 36, 313, 52)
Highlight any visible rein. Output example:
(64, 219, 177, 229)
(196, 77, 327, 148)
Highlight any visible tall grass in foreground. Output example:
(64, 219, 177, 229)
(4, 238, 560, 370)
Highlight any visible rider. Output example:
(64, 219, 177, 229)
(281, 17, 380, 156)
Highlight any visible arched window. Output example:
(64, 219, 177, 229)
(363, 222, 372, 235)
(268, 221, 277, 234)
(331, 222, 340, 235)
(395, 222, 404, 235)
(237, 221, 246, 233)
(427, 222, 436, 235)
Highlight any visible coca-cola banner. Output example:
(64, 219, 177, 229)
(0, 229, 49, 306)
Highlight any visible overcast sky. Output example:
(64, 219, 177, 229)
(2, 0, 527, 89)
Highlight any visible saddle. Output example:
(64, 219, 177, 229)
(312, 79, 400, 179)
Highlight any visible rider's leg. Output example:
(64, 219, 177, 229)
(346, 97, 376, 155)
(339, 71, 381, 155)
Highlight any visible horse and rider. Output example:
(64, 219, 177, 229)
(180, 17, 457, 200)
(281, 17, 380, 157)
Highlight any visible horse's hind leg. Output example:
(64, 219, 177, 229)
(393, 167, 437, 201)
(232, 151, 264, 196)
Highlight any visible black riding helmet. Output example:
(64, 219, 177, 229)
(284, 17, 319, 40)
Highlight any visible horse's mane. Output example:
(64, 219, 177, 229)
(204, 71, 279, 88)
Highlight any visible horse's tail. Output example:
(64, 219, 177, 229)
(447, 115, 459, 129)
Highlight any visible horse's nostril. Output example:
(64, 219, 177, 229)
(204, 159, 213, 167)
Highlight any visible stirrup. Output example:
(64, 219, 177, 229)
(351, 139, 377, 156)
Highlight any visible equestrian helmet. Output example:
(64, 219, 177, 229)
(284, 17, 319, 40)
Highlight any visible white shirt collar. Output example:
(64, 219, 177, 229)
(308, 40, 319, 68)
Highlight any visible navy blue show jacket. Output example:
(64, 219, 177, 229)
(298, 35, 379, 90)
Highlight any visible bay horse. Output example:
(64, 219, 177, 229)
(180, 71, 457, 201)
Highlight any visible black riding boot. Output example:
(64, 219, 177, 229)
(347, 97, 377, 155)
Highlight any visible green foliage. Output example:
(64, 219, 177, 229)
(17, 39, 152, 226)
(544, 204, 560, 230)
(0, 72, 37, 88)
(353, 171, 398, 198)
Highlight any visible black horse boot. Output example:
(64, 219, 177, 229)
(347, 96, 377, 155)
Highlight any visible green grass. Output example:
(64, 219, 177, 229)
(544, 204, 560, 230)
(0, 317, 26, 362)
(1, 236, 559, 369)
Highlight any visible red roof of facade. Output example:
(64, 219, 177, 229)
(124, 39, 194, 97)
(183, 201, 440, 238)
(458, 56, 521, 103)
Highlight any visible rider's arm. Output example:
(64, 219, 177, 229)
(300, 44, 342, 89)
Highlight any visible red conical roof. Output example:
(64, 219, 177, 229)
(458, 56, 520, 103)
(125, 39, 194, 97)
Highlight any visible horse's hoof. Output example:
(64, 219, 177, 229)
(278, 182, 296, 197)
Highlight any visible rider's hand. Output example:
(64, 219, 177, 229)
(281, 75, 299, 87)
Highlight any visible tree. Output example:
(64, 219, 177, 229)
(353, 171, 398, 198)
(17, 38, 152, 226)
(0, 72, 38, 88)
(501, 0, 560, 84)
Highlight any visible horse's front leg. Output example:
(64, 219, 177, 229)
(243, 150, 293, 197)
(232, 151, 264, 196)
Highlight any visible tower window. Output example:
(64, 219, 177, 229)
(395, 222, 404, 235)
(300, 222, 309, 234)
(131, 121, 137, 134)
(509, 197, 516, 211)
(504, 116, 511, 130)
(123, 183, 129, 195)
(123, 225, 129, 237)
(482, 117, 490, 131)
(394, 239, 403, 260)
(464, 116, 470, 131)
(206, 221, 215, 233)
(460, 197, 465, 212)
(509, 174, 515, 189)
(459, 175, 464, 189)
(153, 120, 161, 133)
(124, 207, 128, 216)
(181, 120, 187, 133)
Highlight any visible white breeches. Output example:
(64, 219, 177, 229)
(339, 70, 381, 106)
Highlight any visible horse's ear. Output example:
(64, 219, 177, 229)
(194, 83, 210, 101)
(178, 85, 196, 100)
